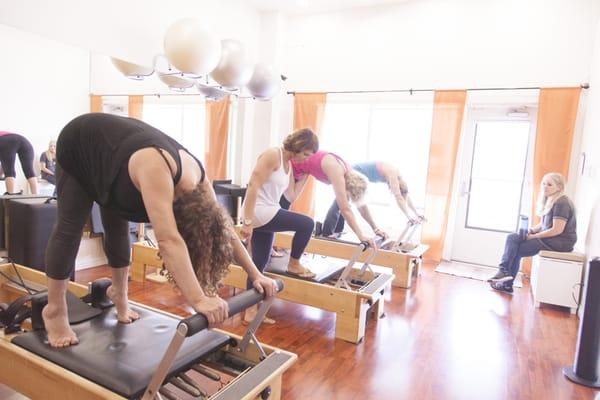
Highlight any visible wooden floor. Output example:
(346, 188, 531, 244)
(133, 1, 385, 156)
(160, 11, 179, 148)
(73, 262, 599, 400)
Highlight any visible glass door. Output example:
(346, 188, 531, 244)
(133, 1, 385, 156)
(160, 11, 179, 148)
(451, 108, 533, 266)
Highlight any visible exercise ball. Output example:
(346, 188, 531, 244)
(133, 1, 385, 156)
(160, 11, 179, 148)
(246, 63, 281, 100)
(158, 74, 194, 90)
(210, 39, 253, 89)
(163, 18, 221, 75)
(197, 84, 227, 101)
(111, 57, 154, 79)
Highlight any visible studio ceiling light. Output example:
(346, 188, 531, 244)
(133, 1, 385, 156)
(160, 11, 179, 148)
(111, 18, 284, 101)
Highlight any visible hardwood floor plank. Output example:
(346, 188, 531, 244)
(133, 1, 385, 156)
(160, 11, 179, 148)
(75, 262, 599, 400)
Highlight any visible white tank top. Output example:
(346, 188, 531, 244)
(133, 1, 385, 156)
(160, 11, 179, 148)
(244, 148, 290, 227)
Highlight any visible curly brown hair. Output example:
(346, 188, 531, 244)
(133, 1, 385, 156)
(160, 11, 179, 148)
(283, 128, 319, 153)
(172, 183, 234, 295)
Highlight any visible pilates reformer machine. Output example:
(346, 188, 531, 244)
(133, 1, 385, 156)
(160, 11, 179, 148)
(293, 220, 429, 288)
(132, 237, 394, 344)
(0, 262, 296, 400)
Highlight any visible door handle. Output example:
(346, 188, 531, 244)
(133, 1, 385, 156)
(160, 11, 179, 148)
(460, 181, 470, 196)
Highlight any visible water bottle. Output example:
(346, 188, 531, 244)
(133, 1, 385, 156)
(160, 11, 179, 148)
(519, 215, 529, 240)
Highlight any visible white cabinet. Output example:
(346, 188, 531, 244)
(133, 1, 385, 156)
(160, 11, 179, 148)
(531, 252, 584, 314)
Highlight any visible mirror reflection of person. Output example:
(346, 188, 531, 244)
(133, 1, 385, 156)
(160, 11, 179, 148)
(40, 140, 57, 186)
(0, 131, 38, 194)
(488, 172, 577, 293)
(43, 113, 277, 348)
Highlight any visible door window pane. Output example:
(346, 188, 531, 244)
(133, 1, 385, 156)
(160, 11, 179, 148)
(466, 121, 530, 231)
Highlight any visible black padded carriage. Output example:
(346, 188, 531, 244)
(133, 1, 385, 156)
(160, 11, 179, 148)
(265, 252, 346, 283)
(0, 194, 51, 250)
(7, 197, 57, 273)
(12, 305, 232, 399)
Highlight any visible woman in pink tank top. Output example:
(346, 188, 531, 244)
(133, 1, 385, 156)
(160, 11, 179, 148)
(290, 151, 379, 248)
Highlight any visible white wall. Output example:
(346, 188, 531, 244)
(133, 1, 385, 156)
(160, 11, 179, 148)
(574, 17, 600, 257)
(0, 23, 89, 192)
(281, 0, 599, 92)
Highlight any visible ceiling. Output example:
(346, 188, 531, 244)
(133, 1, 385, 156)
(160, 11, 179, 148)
(245, 0, 415, 15)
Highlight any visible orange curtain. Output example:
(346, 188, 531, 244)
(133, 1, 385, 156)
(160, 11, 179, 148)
(421, 90, 467, 262)
(204, 97, 231, 181)
(531, 87, 581, 224)
(520, 87, 581, 275)
(128, 95, 144, 120)
(290, 93, 327, 217)
(90, 95, 102, 112)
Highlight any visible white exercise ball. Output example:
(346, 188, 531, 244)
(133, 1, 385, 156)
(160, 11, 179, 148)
(111, 57, 154, 79)
(197, 84, 227, 101)
(163, 18, 221, 75)
(158, 74, 195, 90)
(210, 39, 253, 89)
(246, 63, 281, 100)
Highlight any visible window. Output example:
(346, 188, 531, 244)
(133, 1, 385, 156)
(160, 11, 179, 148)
(315, 93, 433, 236)
(143, 96, 206, 160)
(465, 120, 530, 232)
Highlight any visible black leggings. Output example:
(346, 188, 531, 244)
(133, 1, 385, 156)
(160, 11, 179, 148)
(0, 134, 36, 178)
(248, 209, 314, 288)
(45, 164, 131, 280)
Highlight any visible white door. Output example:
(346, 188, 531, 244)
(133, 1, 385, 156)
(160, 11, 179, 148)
(451, 108, 534, 266)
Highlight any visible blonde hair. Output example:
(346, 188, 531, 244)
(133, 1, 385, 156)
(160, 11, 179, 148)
(172, 183, 234, 295)
(536, 172, 566, 216)
(345, 170, 368, 204)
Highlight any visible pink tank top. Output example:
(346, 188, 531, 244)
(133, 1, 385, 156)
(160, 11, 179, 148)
(291, 151, 350, 184)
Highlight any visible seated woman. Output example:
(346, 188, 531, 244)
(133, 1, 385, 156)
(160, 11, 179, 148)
(40, 139, 57, 186)
(488, 172, 577, 293)
(322, 161, 425, 237)
(0, 131, 38, 194)
(289, 151, 377, 248)
(240, 128, 318, 323)
(44, 113, 277, 347)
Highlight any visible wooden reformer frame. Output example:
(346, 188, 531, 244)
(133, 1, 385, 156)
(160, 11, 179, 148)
(0, 263, 296, 400)
(131, 241, 394, 344)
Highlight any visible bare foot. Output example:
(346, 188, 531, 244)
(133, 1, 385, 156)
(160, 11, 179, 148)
(107, 285, 140, 323)
(242, 306, 275, 325)
(287, 260, 316, 279)
(42, 304, 79, 348)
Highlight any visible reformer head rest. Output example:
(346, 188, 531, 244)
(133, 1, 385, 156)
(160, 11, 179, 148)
(181, 279, 283, 337)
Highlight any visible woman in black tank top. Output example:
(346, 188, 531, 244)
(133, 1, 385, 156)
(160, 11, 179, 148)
(43, 113, 277, 348)
(0, 132, 38, 194)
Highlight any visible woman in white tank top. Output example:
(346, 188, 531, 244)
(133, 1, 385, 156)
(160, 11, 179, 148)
(241, 128, 319, 323)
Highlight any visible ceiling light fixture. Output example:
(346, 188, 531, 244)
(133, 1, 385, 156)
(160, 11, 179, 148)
(111, 18, 285, 101)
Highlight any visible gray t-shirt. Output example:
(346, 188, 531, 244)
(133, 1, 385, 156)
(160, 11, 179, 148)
(540, 196, 577, 252)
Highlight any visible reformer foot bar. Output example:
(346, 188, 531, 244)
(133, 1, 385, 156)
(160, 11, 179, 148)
(0, 262, 296, 400)
(131, 239, 394, 344)
(296, 222, 429, 288)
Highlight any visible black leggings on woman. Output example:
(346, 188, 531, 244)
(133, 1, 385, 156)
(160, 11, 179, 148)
(45, 165, 131, 280)
(0, 134, 36, 178)
(248, 209, 314, 288)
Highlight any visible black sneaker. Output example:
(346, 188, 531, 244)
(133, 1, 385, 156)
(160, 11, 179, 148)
(314, 221, 323, 237)
(487, 270, 513, 283)
(489, 281, 514, 294)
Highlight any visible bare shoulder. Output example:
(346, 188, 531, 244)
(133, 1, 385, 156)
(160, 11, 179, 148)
(257, 147, 281, 169)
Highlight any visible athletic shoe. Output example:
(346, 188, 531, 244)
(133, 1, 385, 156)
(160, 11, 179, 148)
(489, 281, 514, 294)
(487, 270, 514, 283)
(314, 221, 323, 237)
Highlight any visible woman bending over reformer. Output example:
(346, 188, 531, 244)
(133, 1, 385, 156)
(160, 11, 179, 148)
(43, 113, 277, 347)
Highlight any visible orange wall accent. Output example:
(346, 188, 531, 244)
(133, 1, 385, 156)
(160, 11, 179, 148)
(421, 90, 467, 262)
